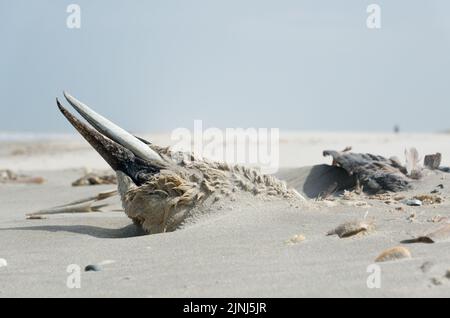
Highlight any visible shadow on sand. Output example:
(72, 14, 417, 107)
(0, 223, 148, 239)
(277, 164, 355, 199)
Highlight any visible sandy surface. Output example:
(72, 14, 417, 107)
(1, 132, 450, 297)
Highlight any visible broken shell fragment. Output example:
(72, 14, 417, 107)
(285, 234, 305, 245)
(375, 246, 412, 263)
(327, 219, 374, 238)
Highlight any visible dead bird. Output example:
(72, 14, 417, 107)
(323, 148, 413, 193)
(56, 92, 302, 234)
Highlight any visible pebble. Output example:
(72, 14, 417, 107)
(406, 199, 422, 207)
(84, 264, 101, 272)
(0, 258, 7, 268)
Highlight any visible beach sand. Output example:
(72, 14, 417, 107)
(1, 132, 450, 297)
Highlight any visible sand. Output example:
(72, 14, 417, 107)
(1, 132, 450, 297)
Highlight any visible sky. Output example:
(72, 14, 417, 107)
(1, 0, 450, 133)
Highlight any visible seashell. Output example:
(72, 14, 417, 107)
(285, 234, 305, 245)
(375, 246, 411, 263)
(401, 224, 450, 244)
(327, 219, 374, 238)
(0, 258, 7, 268)
(406, 199, 422, 207)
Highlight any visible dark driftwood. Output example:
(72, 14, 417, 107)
(323, 149, 411, 193)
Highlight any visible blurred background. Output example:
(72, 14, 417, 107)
(1, 0, 450, 134)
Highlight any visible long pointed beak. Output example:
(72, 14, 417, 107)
(63, 92, 162, 163)
(57, 98, 164, 186)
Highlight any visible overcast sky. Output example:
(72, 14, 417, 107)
(1, 0, 450, 133)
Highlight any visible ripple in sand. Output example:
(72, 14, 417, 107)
(375, 246, 411, 263)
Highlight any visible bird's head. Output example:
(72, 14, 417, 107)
(57, 93, 300, 233)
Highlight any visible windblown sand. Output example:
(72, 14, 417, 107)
(1, 132, 450, 297)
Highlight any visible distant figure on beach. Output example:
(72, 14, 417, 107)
(394, 125, 400, 134)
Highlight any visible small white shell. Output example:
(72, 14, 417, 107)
(0, 258, 7, 268)
(406, 199, 422, 207)
(285, 234, 305, 245)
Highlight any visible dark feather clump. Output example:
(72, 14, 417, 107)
(323, 149, 412, 193)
